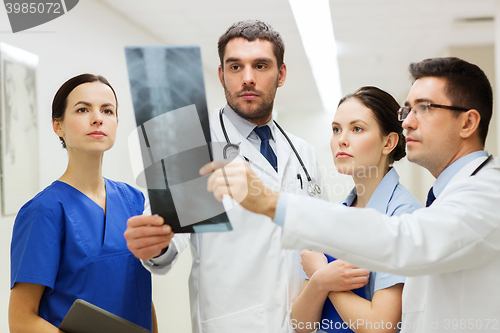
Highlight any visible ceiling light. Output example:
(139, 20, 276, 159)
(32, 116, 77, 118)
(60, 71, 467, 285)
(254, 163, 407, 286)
(289, 0, 342, 114)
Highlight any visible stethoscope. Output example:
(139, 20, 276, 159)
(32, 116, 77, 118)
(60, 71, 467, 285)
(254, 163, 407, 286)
(470, 154, 493, 176)
(219, 108, 321, 197)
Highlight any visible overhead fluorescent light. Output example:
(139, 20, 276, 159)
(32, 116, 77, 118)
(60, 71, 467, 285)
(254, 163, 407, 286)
(455, 16, 494, 23)
(289, 0, 342, 114)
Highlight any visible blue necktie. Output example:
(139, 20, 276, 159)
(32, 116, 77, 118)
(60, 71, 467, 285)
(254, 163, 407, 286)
(426, 187, 436, 207)
(253, 125, 278, 172)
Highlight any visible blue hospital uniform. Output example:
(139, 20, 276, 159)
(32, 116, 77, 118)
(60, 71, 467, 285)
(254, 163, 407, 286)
(11, 178, 152, 330)
(316, 168, 422, 332)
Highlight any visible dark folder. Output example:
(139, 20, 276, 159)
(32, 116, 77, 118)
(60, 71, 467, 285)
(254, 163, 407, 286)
(59, 299, 150, 333)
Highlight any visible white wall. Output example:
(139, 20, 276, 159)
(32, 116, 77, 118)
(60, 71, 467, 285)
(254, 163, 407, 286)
(0, 1, 213, 331)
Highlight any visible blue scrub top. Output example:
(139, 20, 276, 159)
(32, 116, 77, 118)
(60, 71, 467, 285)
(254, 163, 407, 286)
(318, 168, 422, 333)
(11, 178, 152, 330)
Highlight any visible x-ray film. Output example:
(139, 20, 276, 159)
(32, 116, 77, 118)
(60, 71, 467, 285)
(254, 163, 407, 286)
(125, 45, 232, 233)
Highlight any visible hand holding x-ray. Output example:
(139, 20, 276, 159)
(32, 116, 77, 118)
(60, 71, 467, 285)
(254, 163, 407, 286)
(200, 159, 280, 219)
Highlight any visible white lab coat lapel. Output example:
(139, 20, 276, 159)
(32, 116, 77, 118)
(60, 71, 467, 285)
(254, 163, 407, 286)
(433, 155, 490, 207)
(210, 111, 280, 183)
(274, 126, 293, 187)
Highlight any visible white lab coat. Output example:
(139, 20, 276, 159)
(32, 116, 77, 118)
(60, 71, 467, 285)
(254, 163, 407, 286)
(281, 155, 500, 332)
(144, 109, 326, 333)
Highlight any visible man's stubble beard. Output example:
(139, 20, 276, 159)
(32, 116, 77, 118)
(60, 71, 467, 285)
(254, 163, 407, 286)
(223, 77, 279, 124)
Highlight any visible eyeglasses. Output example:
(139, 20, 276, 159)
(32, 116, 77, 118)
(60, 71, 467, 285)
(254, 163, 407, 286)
(397, 102, 469, 121)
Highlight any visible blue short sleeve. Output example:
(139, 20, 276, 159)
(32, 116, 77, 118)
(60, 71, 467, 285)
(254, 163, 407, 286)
(373, 271, 405, 293)
(11, 199, 63, 291)
(365, 271, 405, 301)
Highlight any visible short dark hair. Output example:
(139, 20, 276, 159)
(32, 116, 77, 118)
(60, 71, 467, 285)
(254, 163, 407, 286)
(52, 74, 117, 149)
(218, 20, 285, 69)
(409, 57, 493, 145)
(338, 86, 406, 164)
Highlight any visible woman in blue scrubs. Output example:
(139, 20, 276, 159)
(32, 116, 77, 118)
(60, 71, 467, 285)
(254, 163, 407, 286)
(9, 74, 157, 332)
(291, 86, 422, 333)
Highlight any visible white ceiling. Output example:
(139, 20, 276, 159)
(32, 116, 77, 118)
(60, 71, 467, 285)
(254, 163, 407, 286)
(99, 0, 496, 115)
(331, 0, 496, 101)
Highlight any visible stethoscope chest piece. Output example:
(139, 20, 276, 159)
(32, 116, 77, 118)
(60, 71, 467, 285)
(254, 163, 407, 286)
(223, 143, 240, 160)
(307, 182, 321, 197)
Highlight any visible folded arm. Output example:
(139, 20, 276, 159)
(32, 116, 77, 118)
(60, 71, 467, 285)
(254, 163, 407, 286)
(328, 283, 403, 333)
(291, 251, 370, 333)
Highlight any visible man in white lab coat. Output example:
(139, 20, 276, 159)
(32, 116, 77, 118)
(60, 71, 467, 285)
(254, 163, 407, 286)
(204, 57, 500, 333)
(124, 20, 326, 333)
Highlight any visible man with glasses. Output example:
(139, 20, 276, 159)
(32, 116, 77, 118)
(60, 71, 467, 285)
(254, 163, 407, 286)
(203, 57, 500, 332)
(398, 102, 469, 121)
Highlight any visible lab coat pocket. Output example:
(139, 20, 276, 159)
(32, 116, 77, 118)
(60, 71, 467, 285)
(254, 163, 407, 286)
(401, 277, 425, 328)
(200, 304, 270, 333)
(282, 166, 307, 196)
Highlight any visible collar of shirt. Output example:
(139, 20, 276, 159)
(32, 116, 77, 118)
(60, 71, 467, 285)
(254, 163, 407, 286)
(341, 167, 400, 214)
(433, 150, 489, 198)
(222, 104, 276, 142)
